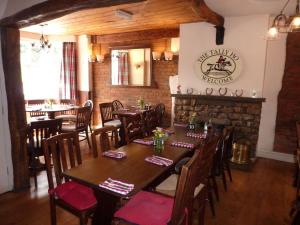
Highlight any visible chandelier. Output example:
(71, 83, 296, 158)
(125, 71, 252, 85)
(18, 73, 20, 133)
(32, 24, 51, 52)
(267, 0, 300, 39)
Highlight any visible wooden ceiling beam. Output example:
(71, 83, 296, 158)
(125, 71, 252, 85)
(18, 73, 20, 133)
(96, 28, 179, 43)
(0, 0, 146, 28)
(191, 0, 224, 27)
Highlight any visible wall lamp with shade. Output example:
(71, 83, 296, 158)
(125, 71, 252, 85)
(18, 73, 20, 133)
(152, 51, 161, 60)
(88, 42, 105, 63)
(267, 0, 300, 40)
(152, 37, 179, 61)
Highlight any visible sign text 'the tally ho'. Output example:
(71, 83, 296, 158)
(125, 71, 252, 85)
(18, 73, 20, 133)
(194, 49, 242, 85)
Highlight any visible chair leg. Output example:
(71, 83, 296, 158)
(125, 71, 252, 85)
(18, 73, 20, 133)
(211, 176, 219, 202)
(50, 197, 57, 225)
(85, 129, 91, 149)
(79, 214, 88, 225)
(225, 161, 233, 182)
(221, 169, 227, 191)
(207, 181, 215, 217)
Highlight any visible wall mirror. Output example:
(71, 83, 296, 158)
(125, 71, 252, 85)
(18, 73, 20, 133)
(110, 46, 152, 87)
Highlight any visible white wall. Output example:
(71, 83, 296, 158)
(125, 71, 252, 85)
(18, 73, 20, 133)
(178, 14, 293, 162)
(179, 14, 268, 97)
(0, 0, 13, 193)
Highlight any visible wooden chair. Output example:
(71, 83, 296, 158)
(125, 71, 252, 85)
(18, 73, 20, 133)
(26, 99, 47, 118)
(55, 99, 77, 122)
(43, 132, 97, 225)
(154, 103, 165, 126)
(155, 135, 220, 220)
(61, 106, 91, 148)
(122, 114, 144, 144)
(144, 109, 159, 136)
(91, 126, 119, 158)
(222, 127, 234, 183)
(84, 100, 93, 133)
(99, 102, 121, 128)
(112, 100, 124, 111)
(27, 118, 62, 188)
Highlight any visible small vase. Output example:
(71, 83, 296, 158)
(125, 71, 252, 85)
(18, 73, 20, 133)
(154, 138, 164, 154)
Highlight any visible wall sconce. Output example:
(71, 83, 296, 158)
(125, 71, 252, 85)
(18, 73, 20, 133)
(152, 51, 161, 60)
(96, 54, 105, 63)
(164, 51, 173, 61)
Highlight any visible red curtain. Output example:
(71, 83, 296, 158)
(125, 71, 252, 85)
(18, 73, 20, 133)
(118, 52, 129, 85)
(60, 42, 77, 99)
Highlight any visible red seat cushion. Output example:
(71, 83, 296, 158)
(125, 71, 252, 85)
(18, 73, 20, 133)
(49, 181, 97, 211)
(114, 191, 174, 225)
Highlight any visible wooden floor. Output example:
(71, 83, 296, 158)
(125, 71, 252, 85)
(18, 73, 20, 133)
(0, 146, 295, 225)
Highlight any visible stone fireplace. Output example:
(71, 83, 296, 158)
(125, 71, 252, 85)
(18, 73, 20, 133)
(172, 94, 266, 157)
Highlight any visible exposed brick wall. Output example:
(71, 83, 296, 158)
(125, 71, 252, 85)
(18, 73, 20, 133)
(274, 33, 300, 154)
(91, 37, 178, 127)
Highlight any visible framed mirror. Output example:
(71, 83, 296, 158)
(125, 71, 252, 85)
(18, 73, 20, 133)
(110, 46, 153, 87)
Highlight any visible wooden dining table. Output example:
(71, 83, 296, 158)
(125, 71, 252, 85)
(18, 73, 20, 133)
(26, 105, 79, 119)
(63, 126, 208, 225)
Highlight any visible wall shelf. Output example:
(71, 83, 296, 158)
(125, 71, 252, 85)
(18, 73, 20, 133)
(171, 94, 266, 103)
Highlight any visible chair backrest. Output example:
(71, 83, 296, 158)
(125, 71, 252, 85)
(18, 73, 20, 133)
(170, 136, 219, 225)
(91, 126, 118, 157)
(60, 99, 76, 105)
(122, 114, 144, 144)
(155, 103, 165, 126)
(99, 102, 114, 126)
(144, 109, 159, 135)
(43, 132, 82, 189)
(112, 100, 124, 111)
(75, 106, 91, 130)
(84, 100, 94, 111)
(26, 99, 45, 105)
(296, 121, 300, 147)
(222, 127, 234, 160)
(28, 119, 62, 156)
(29, 111, 47, 117)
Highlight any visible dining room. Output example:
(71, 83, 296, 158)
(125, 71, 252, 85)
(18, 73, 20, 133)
(0, 0, 299, 225)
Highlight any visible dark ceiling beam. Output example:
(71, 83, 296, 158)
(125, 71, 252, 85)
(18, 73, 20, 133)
(191, 0, 224, 27)
(0, 0, 146, 28)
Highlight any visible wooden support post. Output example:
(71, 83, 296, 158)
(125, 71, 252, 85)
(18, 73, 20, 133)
(1, 27, 29, 190)
(215, 26, 225, 45)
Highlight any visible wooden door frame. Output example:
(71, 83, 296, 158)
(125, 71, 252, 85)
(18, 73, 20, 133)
(0, 0, 223, 190)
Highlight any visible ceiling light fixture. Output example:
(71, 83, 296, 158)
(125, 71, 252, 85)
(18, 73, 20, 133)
(32, 24, 51, 52)
(115, 9, 133, 20)
(267, 0, 300, 39)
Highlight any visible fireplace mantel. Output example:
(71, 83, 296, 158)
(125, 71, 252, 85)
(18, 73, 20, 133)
(171, 94, 266, 103)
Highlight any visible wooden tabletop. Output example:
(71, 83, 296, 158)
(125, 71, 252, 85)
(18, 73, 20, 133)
(63, 126, 205, 197)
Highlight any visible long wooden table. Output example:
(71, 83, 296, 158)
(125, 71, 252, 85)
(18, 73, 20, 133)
(63, 126, 207, 225)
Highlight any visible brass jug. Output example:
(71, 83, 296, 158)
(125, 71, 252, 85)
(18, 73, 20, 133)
(231, 143, 240, 163)
(231, 143, 250, 164)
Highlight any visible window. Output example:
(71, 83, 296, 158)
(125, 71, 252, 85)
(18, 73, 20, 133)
(20, 39, 62, 100)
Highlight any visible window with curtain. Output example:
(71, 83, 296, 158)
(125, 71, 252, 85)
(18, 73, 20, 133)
(20, 39, 62, 100)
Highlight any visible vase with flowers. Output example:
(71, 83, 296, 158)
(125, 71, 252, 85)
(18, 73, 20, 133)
(137, 97, 145, 110)
(152, 127, 168, 154)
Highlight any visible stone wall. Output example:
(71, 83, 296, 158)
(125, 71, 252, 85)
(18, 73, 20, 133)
(274, 33, 300, 154)
(174, 95, 264, 157)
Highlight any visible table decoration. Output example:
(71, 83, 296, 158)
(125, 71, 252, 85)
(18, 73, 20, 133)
(102, 150, 127, 159)
(170, 141, 195, 149)
(152, 127, 168, 154)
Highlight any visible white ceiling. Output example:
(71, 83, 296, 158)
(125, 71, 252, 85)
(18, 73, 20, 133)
(206, 0, 298, 17)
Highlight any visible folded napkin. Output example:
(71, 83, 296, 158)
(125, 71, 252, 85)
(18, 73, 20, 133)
(133, 139, 154, 145)
(173, 123, 188, 128)
(186, 132, 207, 139)
(102, 150, 126, 159)
(171, 141, 195, 149)
(145, 155, 173, 167)
(99, 178, 134, 195)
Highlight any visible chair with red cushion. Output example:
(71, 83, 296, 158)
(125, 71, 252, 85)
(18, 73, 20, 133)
(114, 145, 208, 225)
(43, 132, 97, 225)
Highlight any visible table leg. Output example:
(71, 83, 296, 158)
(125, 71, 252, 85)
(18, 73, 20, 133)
(48, 112, 55, 119)
(119, 125, 126, 146)
(92, 190, 120, 225)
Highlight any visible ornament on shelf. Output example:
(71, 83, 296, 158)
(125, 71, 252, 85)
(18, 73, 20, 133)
(177, 85, 182, 94)
(186, 88, 194, 94)
(235, 89, 243, 97)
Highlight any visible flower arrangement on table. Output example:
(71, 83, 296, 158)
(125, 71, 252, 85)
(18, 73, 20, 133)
(152, 127, 169, 153)
(137, 97, 145, 110)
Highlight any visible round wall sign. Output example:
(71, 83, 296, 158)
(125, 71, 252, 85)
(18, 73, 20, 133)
(194, 49, 242, 85)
